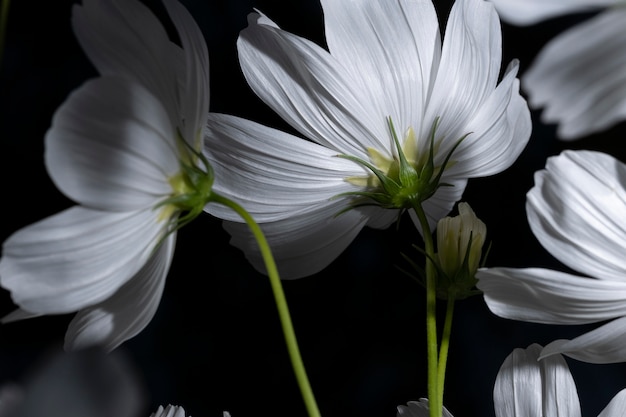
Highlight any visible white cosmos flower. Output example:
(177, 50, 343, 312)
(204, 0, 531, 279)
(489, 0, 626, 140)
(397, 344, 626, 416)
(476, 150, 626, 364)
(0, 0, 210, 352)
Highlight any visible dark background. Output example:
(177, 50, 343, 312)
(2, 1, 626, 416)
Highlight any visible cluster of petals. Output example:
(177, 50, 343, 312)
(477, 150, 626, 363)
(397, 344, 626, 416)
(0, 0, 210, 351)
(204, 0, 531, 279)
(489, 0, 626, 139)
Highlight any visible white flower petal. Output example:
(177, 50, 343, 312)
(527, 150, 626, 281)
(204, 113, 364, 222)
(541, 316, 626, 364)
(425, 0, 502, 147)
(598, 389, 626, 417)
(0, 206, 165, 314)
(523, 8, 626, 140)
(494, 344, 581, 417)
(45, 77, 178, 211)
(163, 0, 210, 147)
(448, 60, 531, 178)
(322, 0, 441, 132)
(237, 12, 385, 156)
(150, 404, 188, 417)
(71, 0, 180, 118)
(396, 398, 454, 417)
(64, 234, 175, 352)
(488, 0, 614, 26)
(223, 200, 368, 279)
(476, 267, 626, 324)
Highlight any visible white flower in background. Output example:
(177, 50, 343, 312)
(489, 0, 626, 140)
(204, 0, 531, 279)
(150, 405, 189, 417)
(0, 0, 210, 351)
(477, 150, 626, 363)
(397, 344, 626, 416)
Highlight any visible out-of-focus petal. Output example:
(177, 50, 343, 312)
(541, 316, 626, 363)
(448, 60, 530, 178)
(488, 0, 614, 26)
(65, 234, 175, 352)
(527, 150, 626, 282)
(45, 77, 178, 212)
(476, 267, 626, 324)
(523, 8, 626, 140)
(425, 0, 502, 148)
(223, 199, 368, 279)
(493, 344, 581, 417)
(322, 0, 441, 132)
(237, 12, 385, 156)
(204, 113, 364, 222)
(397, 398, 454, 417)
(71, 0, 180, 118)
(0, 206, 164, 314)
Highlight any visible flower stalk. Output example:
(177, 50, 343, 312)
(210, 192, 321, 417)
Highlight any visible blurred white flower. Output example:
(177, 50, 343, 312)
(205, 0, 530, 279)
(0, 348, 145, 417)
(477, 150, 626, 363)
(0, 0, 210, 351)
(489, 0, 626, 139)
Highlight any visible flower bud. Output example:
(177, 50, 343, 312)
(435, 202, 487, 299)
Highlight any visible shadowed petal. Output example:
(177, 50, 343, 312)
(64, 233, 175, 352)
(163, 0, 210, 147)
(71, 0, 180, 118)
(223, 199, 368, 279)
(0, 206, 165, 314)
(45, 77, 178, 212)
(397, 398, 454, 417)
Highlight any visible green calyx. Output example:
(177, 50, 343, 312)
(157, 135, 215, 234)
(398, 202, 490, 300)
(335, 117, 467, 215)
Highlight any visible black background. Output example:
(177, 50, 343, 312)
(2, 1, 626, 416)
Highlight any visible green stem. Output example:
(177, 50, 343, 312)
(436, 296, 455, 409)
(411, 201, 440, 417)
(211, 193, 321, 417)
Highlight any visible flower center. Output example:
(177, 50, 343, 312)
(337, 117, 465, 212)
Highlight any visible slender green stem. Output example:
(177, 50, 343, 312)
(211, 193, 321, 417)
(436, 296, 455, 407)
(0, 0, 9, 71)
(411, 201, 440, 417)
